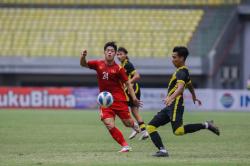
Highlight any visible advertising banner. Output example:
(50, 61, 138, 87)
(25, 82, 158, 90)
(141, 88, 214, 111)
(0, 87, 249, 111)
(0, 87, 99, 109)
(140, 88, 166, 110)
(141, 89, 250, 111)
(183, 89, 215, 111)
(216, 90, 250, 111)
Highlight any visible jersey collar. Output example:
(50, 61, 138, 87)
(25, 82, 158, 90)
(103, 59, 116, 66)
(121, 59, 128, 67)
(177, 65, 188, 71)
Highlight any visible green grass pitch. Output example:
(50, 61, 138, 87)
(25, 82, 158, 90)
(0, 110, 250, 166)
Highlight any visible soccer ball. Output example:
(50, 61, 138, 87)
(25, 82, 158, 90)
(97, 91, 114, 108)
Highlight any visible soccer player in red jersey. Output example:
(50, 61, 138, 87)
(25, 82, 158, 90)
(80, 41, 140, 152)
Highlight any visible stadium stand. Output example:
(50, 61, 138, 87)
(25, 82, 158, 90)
(0, 8, 203, 58)
(189, 7, 234, 57)
(1, 0, 241, 6)
(0, 0, 243, 88)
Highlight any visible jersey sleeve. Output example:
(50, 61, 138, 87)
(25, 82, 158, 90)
(119, 67, 129, 83)
(176, 69, 190, 85)
(87, 60, 99, 70)
(125, 62, 136, 75)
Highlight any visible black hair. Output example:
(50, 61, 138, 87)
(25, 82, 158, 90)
(118, 47, 128, 54)
(118, 47, 129, 60)
(173, 46, 189, 61)
(104, 41, 117, 51)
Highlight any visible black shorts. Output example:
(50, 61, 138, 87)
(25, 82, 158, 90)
(148, 97, 184, 132)
(127, 83, 141, 107)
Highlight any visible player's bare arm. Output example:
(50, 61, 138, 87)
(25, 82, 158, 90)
(129, 71, 140, 84)
(80, 49, 88, 67)
(125, 80, 141, 107)
(165, 82, 185, 106)
(186, 82, 202, 105)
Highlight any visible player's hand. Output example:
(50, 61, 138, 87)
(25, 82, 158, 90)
(81, 49, 87, 58)
(132, 98, 143, 107)
(193, 98, 202, 106)
(163, 96, 174, 106)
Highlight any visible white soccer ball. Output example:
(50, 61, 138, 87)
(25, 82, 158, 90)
(97, 91, 114, 108)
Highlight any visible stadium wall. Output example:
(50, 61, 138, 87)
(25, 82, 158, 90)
(238, 5, 250, 90)
(205, 8, 241, 89)
(0, 56, 203, 88)
(202, 4, 250, 90)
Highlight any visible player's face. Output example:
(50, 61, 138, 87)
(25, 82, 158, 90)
(117, 51, 126, 62)
(104, 46, 116, 62)
(172, 52, 183, 68)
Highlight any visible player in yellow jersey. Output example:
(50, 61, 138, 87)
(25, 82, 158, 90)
(146, 46, 220, 157)
(117, 47, 149, 140)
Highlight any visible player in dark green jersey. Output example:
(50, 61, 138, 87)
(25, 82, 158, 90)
(117, 47, 149, 140)
(146, 46, 220, 157)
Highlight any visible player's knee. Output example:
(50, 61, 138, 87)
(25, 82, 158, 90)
(146, 125, 157, 134)
(124, 122, 131, 127)
(106, 124, 114, 130)
(122, 119, 133, 127)
(103, 121, 114, 130)
(173, 126, 185, 136)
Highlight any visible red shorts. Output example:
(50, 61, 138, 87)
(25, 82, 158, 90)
(100, 101, 131, 120)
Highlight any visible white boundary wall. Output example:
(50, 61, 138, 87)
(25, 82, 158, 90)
(141, 88, 250, 111)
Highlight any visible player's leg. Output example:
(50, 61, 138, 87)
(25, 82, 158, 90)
(171, 120, 220, 136)
(170, 102, 186, 136)
(184, 120, 220, 135)
(116, 111, 139, 152)
(119, 111, 140, 133)
(171, 119, 185, 136)
(172, 98, 220, 136)
(129, 106, 149, 140)
(113, 103, 141, 152)
(146, 107, 170, 157)
(170, 108, 220, 136)
(128, 85, 149, 140)
(127, 104, 139, 139)
(100, 107, 130, 151)
(171, 120, 209, 136)
(114, 101, 140, 133)
(131, 106, 144, 125)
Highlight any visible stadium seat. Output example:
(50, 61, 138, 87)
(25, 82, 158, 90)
(1, 0, 241, 6)
(0, 8, 203, 58)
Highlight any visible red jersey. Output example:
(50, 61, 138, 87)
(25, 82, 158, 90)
(87, 60, 128, 102)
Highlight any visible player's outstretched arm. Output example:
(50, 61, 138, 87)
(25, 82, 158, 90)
(187, 82, 202, 105)
(129, 71, 140, 84)
(125, 81, 142, 107)
(80, 49, 88, 67)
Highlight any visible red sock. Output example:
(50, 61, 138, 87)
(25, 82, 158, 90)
(109, 127, 128, 147)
